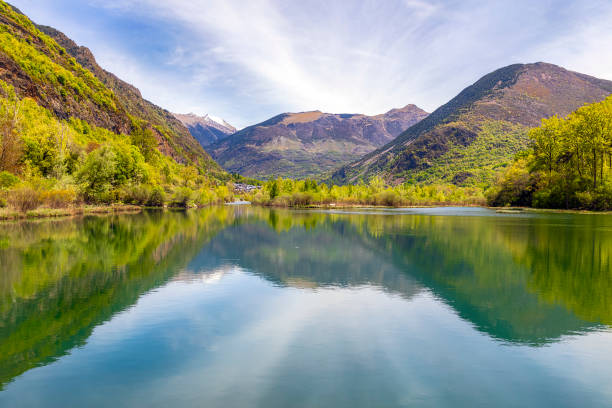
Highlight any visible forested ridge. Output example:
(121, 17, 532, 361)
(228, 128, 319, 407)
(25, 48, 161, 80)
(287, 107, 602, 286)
(489, 95, 612, 210)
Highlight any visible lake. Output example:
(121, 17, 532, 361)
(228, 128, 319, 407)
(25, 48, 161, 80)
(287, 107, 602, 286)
(1, 206, 611, 407)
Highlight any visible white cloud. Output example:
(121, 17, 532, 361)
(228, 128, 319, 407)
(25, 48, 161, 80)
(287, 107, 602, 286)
(12, 0, 612, 127)
(88, 0, 459, 120)
(531, 7, 612, 81)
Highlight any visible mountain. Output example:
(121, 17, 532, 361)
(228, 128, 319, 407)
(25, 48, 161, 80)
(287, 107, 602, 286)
(173, 112, 236, 147)
(0, 2, 223, 176)
(207, 104, 428, 179)
(331, 63, 612, 186)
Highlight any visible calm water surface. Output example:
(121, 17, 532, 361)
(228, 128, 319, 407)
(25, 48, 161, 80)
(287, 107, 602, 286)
(0, 206, 611, 407)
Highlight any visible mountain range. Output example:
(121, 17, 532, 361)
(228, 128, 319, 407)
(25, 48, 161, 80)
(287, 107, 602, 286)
(2, 2, 612, 188)
(173, 112, 236, 147)
(331, 62, 612, 186)
(206, 104, 428, 179)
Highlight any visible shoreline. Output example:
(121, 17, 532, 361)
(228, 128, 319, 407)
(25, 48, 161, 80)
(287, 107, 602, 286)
(1, 203, 611, 222)
(254, 202, 612, 215)
(0, 205, 143, 221)
(491, 207, 612, 215)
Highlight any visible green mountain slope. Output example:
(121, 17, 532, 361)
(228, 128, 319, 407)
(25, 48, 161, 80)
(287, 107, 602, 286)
(331, 63, 612, 186)
(0, 2, 223, 176)
(208, 105, 428, 179)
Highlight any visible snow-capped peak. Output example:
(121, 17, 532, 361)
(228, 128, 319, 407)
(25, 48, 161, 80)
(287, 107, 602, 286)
(173, 112, 236, 134)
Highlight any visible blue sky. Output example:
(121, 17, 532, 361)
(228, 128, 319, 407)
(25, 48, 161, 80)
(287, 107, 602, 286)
(10, 0, 612, 128)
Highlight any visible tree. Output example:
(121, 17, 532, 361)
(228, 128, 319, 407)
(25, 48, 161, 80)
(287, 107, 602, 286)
(269, 180, 279, 199)
(0, 89, 23, 173)
(52, 124, 69, 178)
(490, 95, 612, 210)
(487, 158, 534, 207)
(77, 144, 118, 202)
(531, 116, 563, 176)
(131, 127, 157, 161)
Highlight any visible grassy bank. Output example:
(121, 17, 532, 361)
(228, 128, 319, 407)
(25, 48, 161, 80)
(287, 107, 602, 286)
(489, 206, 612, 215)
(0, 204, 142, 220)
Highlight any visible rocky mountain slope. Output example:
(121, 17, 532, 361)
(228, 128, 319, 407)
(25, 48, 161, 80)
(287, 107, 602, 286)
(208, 104, 428, 179)
(331, 63, 612, 186)
(0, 2, 223, 175)
(173, 112, 236, 147)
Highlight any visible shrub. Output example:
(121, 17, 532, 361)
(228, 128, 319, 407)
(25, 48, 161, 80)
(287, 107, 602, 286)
(214, 185, 232, 203)
(122, 184, 152, 205)
(591, 186, 612, 210)
(147, 186, 165, 207)
(575, 191, 594, 210)
(250, 191, 266, 205)
(7, 186, 42, 212)
(82, 189, 118, 205)
(171, 187, 194, 208)
(196, 189, 216, 206)
(290, 192, 313, 207)
(576, 186, 612, 211)
(375, 190, 401, 207)
(486, 159, 535, 207)
(0, 171, 19, 189)
(41, 189, 76, 208)
(77, 143, 149, 203)
(270, 194, 291, 207)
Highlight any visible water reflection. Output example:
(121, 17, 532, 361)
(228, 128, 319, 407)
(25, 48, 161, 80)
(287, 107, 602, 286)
(186, 208, 612, 345)
(1, 206, 611, 391)
(0, 208, 231, 388)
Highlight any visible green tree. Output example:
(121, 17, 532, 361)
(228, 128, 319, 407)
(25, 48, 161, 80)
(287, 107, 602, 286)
(0, 86, 22, 173)
(77, 144, 118, 202)
(269, 180, 279, 199)
(531, 116, 564, 176)
(131, 127, 157, 161)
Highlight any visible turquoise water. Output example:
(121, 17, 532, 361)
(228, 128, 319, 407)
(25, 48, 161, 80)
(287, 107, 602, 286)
(1, 206, 611, 407)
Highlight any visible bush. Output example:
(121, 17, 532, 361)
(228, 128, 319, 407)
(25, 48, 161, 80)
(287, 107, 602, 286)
(575, 191, 594, 210)
(77, 143, 149, 203)
(7, 186, 42, 212)
(83, 189, 118, 205)
(0, 171, 19, 189)
(290, 192, 314, 207)
(486, 158, 535, 207)
(41, 189, 76, 208)
(214, 185, 232, 203)
(275, 194, 294, 207)
(576, 186, 612, 210)
(147, 186, 165, 207)
(374, 190, 401, 207)
(591, 186, 612, 210)
(171, 187, 194, 208)
(121, 184, 151, 205)
(196, 189, 217, 206)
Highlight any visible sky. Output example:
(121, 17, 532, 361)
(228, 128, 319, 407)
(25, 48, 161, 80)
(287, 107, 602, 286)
(9, 0, 612, 128)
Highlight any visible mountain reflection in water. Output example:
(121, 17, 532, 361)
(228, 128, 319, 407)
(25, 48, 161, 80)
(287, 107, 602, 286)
(0, 206, 611, 396)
